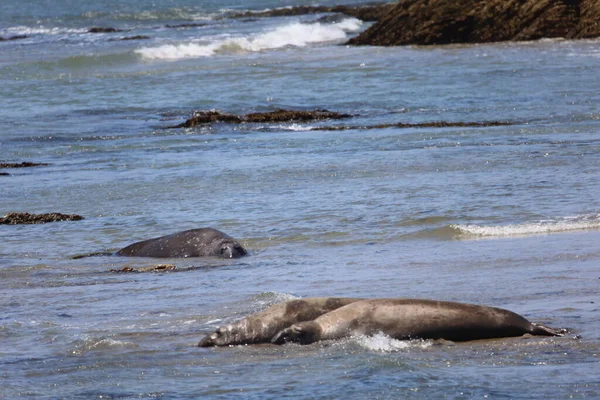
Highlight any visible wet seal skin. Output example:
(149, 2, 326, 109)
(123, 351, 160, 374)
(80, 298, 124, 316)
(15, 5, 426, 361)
(271, 298, 565, 345)
(115, 228, 247, 259)
(199, 297, 363, 347)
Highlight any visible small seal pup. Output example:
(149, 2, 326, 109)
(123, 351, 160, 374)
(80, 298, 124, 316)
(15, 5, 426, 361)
(116, 228, 247, 258)
(199, 297, 362, 347)
(271, 298, 563, 345)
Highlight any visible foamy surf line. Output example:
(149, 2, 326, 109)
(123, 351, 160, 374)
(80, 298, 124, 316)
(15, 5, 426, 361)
(135, 18, 362, 60)
(352, 333, 433, 352)
(451, 216, 600, 238)
(3, 26, 88, 35)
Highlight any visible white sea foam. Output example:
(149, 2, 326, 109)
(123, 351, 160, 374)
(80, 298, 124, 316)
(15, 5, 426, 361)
(3, 26, 88, 35)
(70, 336, 137, 355)
(451, 214, 600, 238)
(281, 123, 314, 131)
(354, 332, 433, 352)
(135, 18, 362, 60)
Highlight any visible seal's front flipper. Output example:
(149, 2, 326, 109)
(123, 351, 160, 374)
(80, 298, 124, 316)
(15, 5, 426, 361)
(531, 324, 566, 337)
(271, 325, 303, 345)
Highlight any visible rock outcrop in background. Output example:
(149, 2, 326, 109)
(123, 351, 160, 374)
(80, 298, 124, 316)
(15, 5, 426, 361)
(348, 0, 600, 46)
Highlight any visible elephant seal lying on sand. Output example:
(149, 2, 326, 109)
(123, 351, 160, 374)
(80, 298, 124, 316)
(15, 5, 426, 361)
(199, 297, 362, 347)
(271, 298, 563, 345)
(116, 228, 247, 258)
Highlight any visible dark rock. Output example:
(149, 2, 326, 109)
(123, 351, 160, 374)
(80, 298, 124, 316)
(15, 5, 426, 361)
(348, 0, 600, 46)
(244, 109, 352, 123)
(314, 120, 515, 131)
(0, 35, 29, 42)
(0, 212, 84, 225)
(230, 3, 395, 22)
(0, 161, 49, 168)
(88, 27, 124, 33)
(109, 264, 178, 273)
(0, 172, 10, 176)
(165, 23, 206, 29)
(169, 109, 351, 128)
(110, 35, 151, 41)
(170, 111, 243, 128)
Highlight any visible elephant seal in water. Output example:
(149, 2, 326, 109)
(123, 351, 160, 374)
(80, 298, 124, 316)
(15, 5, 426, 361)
(116, 228, 247, 258)
(271, 298, 563, 345)
(198, 297, 362, 347)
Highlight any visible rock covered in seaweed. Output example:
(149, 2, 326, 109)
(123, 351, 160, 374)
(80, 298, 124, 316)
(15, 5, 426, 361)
(0, 212, 84, 225)
(348, 0, 600, 46)
(169, 109, 351, 128)
(0, 162, 49, 168)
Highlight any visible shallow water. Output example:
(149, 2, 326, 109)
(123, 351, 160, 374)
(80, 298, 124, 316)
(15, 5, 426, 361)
(1, 0, 600, 398)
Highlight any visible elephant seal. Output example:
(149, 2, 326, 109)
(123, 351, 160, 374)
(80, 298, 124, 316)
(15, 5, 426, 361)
(271, 298, 563, 345)
(116, 228, 247, 258)
(198, 297, 362, 347)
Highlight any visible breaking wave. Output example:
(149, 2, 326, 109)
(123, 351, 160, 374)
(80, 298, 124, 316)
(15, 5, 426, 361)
(69, 336, 138, 356)
(135, 18, 362, 60)
(451, 214, 600, 239)
(2, 26, 88, 36)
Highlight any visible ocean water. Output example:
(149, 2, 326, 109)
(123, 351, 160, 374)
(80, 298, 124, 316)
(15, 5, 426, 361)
(1, 0, 600, 398)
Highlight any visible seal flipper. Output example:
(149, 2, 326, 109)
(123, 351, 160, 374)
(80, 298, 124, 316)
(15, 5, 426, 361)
(271, 322, 321, 345)
(530, 324, 565, 337)
(271, 325, 303, 344)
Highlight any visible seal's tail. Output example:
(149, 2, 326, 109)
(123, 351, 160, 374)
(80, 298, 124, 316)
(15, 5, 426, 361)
(531, 324, 566, 337)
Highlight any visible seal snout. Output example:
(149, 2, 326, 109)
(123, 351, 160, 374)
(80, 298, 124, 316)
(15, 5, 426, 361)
(198, 333, 218, 347)
(220, 242, 247, 259)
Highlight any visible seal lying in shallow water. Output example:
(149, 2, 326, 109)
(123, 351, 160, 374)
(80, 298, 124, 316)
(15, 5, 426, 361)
(116, 228, 247, 258)
(271, 298, 563, 345)
(198, 297, 362, 347)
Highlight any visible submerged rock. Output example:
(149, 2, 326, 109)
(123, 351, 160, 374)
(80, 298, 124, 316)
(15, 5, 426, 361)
(0, 162, 49, 168)
(88, 27, 124, 33)
(314, 120, 515, 131)
(348, 0, 600, 46)
(0, 212, 84, 225)
(109, 264, 178, 273)
(165, 23, 207, 29)
(244, 109, 352, 123)
(169, 109, 351, 128)
(110, 35, 151, 41)
(0, 35, 29, 42)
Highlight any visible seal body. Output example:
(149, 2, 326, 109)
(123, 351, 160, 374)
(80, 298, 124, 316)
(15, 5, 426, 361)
(198, 297, 362, 347)
(271, 298, 562, 345)
(116, 228, 247, 258)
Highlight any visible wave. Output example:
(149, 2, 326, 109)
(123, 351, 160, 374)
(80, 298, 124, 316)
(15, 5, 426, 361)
(1, 26, 88, 36)
(69, 336, 138, 356)
(135, 18, 362, 60)
(452, 216, 600, 238)
(82, 8, 218, 22)
(402, 214, 600, 240)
